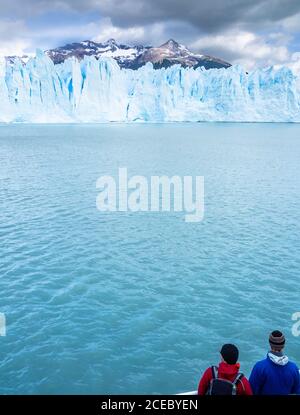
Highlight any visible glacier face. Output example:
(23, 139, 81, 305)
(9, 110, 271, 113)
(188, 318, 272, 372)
(1, 51, 300, 123)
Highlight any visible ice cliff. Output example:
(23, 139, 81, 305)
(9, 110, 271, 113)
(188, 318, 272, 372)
(0, 50, 299, 123)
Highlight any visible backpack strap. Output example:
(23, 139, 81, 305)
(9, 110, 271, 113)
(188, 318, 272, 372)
(233, 373, 245, 392)
(211, 366, 218, 380)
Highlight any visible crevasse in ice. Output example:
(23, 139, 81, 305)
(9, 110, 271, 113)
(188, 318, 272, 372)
(0, 50, 299, 122)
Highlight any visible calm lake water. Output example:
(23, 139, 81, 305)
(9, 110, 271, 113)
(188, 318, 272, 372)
(0, 123, 299, 394)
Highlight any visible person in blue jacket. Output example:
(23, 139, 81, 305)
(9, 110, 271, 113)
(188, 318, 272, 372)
(249, 330, 300, 395)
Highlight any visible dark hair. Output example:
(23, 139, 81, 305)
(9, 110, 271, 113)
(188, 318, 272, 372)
(220, 344, 239, 365)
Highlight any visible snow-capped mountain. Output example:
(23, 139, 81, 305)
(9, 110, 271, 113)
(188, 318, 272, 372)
(45, 39, 149, 68)
(5, 54, 33, 65)
(44, 38, 231, 70)
(134, 39, 231, 70)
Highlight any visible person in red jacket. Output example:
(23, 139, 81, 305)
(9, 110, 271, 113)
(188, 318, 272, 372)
(198, 344, 253, 395)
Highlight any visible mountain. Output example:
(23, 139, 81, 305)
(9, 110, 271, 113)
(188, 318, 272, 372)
(5, 38, 231, 70)
(45, 39, 149, 68)
(5, 55, 32, 65)
(133, 39, 231, 70)
(44, 38, 231, 70)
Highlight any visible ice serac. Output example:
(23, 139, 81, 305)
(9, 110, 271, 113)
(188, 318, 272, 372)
(0, 57, 13, 122)
(0, 51, 300, 123)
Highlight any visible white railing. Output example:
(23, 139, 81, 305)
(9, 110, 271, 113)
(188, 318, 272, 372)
(176, 390, 197, 395)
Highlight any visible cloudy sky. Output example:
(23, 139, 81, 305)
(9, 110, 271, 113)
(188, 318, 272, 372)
(0, 0, 300, 70)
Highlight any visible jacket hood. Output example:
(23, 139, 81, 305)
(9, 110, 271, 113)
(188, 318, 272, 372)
(218, 361, 240, 379)
(268, 352, 289, 366)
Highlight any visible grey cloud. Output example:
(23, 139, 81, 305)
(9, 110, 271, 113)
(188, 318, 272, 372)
(99, 0, 300, 33)
(1, 0, 300, 33)
(0, 0, 299, 68)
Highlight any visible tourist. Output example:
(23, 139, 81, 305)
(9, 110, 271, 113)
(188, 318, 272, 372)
(198, 344, 252, 395)
(249, 330, 300, 395)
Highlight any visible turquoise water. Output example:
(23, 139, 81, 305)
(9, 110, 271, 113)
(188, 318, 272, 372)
(0, 123, 300, 394)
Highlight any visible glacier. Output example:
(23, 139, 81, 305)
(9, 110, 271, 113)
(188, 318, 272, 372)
(1, 50, 300, 123)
